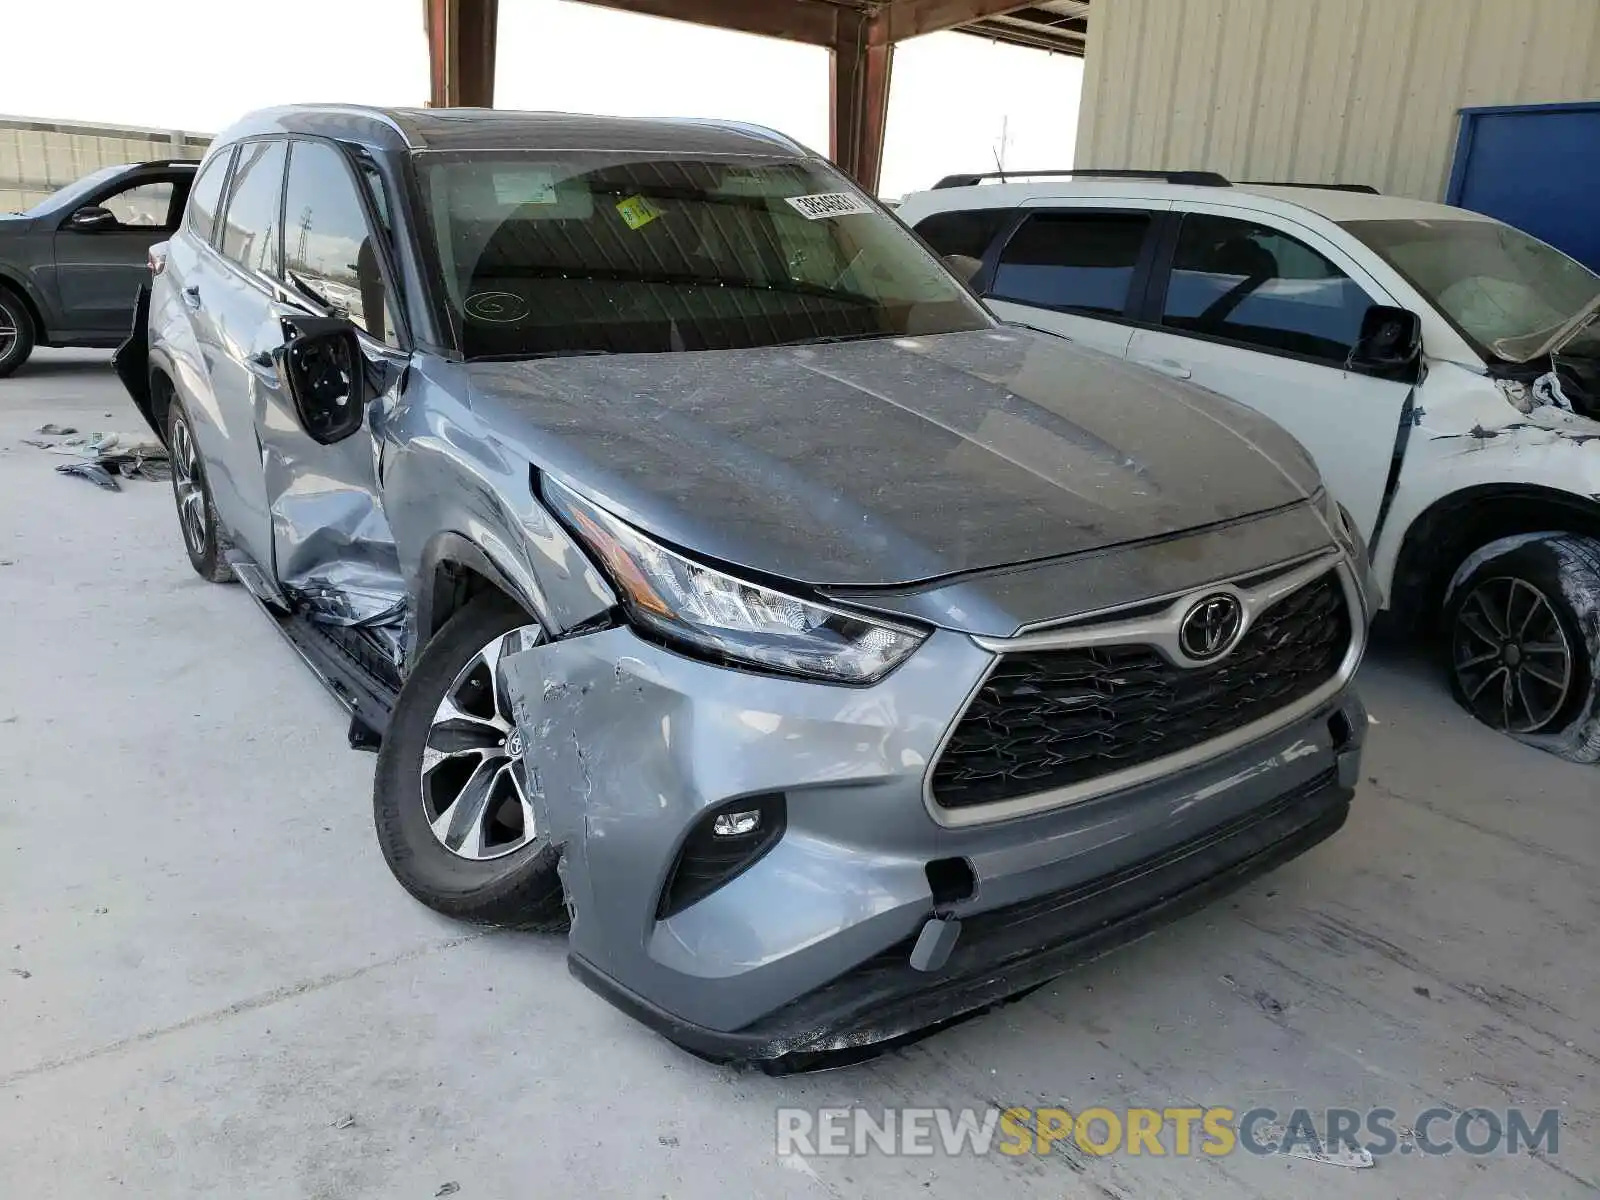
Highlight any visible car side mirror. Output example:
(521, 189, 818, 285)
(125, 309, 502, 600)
(1349, 305, 1422, 378)
(273, 316, 369, 445)
(942, 253, 983, 286)
(68, 205, 117, 231)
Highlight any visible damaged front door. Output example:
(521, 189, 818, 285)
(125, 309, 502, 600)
(257, 138, 407, 664)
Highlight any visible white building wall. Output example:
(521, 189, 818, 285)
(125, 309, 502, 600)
(1076, 0, 1600, 199)
(0, 116, 211, 213)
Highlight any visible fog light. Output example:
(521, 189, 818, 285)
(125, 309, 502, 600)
(657, 794, 786, 919)
(713, 810, 761, 837)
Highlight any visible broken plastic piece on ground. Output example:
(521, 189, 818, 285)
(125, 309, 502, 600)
(55, 461, 122, 490)
(35, 423, 77, 435)
(30, 429, 172, 487)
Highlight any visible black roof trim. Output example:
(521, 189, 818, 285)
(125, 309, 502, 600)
(1238, 180, 1381, 194)
(207, 105, 809, 159)
(933, 168, 1232, 189)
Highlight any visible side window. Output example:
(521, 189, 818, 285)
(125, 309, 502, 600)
(217, 140, 287, 278)
(186, 151, 232, 243)
(989, 212, 1152, 315)
(1161, 214, 1373, 361)
(913, 208, 1013, 285)
(283, 140, 396, 342)
(97, 178, 178, 230)
(912, 209, 1012, 260)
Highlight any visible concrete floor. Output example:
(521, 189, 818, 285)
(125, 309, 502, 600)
(1, 350, 1595, 1199)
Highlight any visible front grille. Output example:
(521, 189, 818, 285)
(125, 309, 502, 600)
(931, 571, 1350, 810)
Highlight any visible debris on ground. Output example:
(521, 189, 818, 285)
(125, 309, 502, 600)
(1253, 989, 1286, 1015)
(435, 1184, 461, 1197)
(23, 429, 170, 489)
(330, 1114, 357, 1130)
(8, 968, 31, 979)
(1254, 1122, 1375, 1169)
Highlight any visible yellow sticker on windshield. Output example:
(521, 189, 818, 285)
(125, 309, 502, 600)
(615, 194, 661, 231)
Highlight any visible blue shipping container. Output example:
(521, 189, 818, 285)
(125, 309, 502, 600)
(1447, 101, 1600, 274)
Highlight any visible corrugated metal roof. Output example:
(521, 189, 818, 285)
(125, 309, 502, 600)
(955, 2, 1089, 56)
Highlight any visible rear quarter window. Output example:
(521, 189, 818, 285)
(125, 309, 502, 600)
(912, 208, 1013, 260)
(185, 151, 233, 243)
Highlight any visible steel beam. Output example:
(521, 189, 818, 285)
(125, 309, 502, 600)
(829, 9, 893, 193)
(565, 0, 842, 44)
(426, 0, 500, 108)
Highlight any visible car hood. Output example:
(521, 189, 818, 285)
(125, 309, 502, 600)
(467, 328, 1322, 587)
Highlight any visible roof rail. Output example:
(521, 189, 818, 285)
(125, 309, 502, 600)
(1238, 180, 1380, 194)
(932, 168, 1231, 189)
(136, 158, 202, 167)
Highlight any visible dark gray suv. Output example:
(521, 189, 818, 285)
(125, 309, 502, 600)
(0, 160, 197, 375)
(118, 105, 1372, 1068)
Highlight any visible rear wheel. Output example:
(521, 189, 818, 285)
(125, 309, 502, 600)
(0, 286, 35, 378)
(1445, 535, 1600, 763)
(167, 399, 235, 583)
(373, 591, 565, 925)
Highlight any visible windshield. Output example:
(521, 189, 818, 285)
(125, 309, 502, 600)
(415, 151, 989, 359)
(1343, 217, 1600, 360)
(22, 165, 127, 215)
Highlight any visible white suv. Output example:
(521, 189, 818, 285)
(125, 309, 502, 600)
(898, 171, 1600, 763)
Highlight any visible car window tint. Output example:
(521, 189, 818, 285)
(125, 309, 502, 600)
(101, 180, 175, 230)
(186, 152, 231, 243)
(417, 153, 985, 358)
(913, 209, 1013, 260)
(1162, 214, 1372, 361)
(217, 140, 286, 278)
(989, 212, 1150, 315)
(284, 140, 395, 342)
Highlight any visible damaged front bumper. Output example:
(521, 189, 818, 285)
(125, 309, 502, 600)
(503, 619, 1366, 1070)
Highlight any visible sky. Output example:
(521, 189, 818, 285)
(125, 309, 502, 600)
(0, 0, 1082, 198)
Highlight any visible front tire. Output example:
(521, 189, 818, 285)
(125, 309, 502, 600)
(373, 591, 565, 925)
(0, 285, 35, 378)
(1445, 535, 1600, 763)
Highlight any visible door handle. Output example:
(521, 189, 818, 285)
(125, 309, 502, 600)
(1135, 357, 1192, 380)
(182, 285, 201, 310)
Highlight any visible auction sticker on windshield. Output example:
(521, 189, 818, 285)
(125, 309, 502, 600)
(785, 192, 874, 220)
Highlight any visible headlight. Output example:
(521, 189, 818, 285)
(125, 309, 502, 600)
(544, 476, 927, 683)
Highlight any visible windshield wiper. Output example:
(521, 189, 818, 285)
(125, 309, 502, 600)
(469, 349, 615, 362)
(771, 332, 887, 348)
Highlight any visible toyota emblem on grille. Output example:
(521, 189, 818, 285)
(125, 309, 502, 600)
(1178, 593, 1244, 661)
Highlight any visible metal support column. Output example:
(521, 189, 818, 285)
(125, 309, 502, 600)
(425, 0, 501, 108)
(829, 9, 893, 194)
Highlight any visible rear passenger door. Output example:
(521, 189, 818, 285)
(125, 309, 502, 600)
(978, 203, 1166, 358)
(193, 137, 292, 573)
(1126, 208, 1412, 540)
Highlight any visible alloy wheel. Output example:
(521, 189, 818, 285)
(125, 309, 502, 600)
(170, 416, 209, 558)
(1452, 575, 1575, 734)
(420, 626, 543, 860)
(0, 304, 17, 361)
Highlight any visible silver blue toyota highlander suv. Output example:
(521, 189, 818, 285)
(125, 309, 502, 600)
(116, 105, 1373, 1069)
